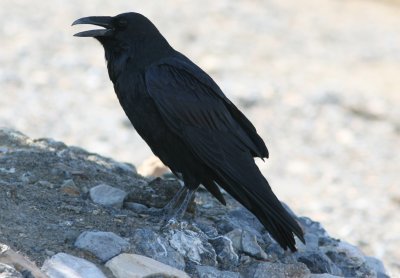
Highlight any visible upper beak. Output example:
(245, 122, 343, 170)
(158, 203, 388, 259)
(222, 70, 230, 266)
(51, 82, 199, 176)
(72, 16, 113, 37)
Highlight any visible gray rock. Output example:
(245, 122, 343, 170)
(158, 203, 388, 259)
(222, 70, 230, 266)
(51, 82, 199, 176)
(195, 265, 241, 278)
(240, 230, 268, 260)
(41, 253, 106, 278)
(0, 263, 23, 278)
(365, 256, 389, 277)
(131, 228, 185, 270)
(167, 228, 217, 266)
(89, 184, 127, 208)
(225, 229, 270, 260)
(209, 236, 239, 270)
(296, 251, 342, 275)
(244, 262, 311, 278)
(124, 202, 149, 214)
(74, 231, 130, 262)
(105, 253, 189, 278)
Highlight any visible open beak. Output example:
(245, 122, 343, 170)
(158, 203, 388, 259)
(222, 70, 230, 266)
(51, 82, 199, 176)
(72, 16, 113, 37)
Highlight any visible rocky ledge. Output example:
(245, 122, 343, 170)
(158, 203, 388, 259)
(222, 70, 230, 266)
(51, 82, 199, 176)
(0, 129, 388, 278)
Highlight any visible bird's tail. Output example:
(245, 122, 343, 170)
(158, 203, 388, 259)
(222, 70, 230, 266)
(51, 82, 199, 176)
(215, 155, 305, 251)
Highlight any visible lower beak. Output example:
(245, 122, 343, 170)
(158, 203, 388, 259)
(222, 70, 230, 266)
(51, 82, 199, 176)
(72, 16, 113, 37)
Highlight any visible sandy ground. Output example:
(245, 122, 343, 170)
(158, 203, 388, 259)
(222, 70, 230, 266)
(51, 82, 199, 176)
(0, 0, 399, 276)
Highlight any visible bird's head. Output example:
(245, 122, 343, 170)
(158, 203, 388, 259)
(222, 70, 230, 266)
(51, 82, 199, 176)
(72, 12, 172, 72)
(73, 12, 160, 42)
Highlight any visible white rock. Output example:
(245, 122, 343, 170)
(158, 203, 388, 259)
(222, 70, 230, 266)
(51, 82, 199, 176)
(41, 253, 106, 278)
(89, 184, 127, 208)
(106, 253, 189, 278)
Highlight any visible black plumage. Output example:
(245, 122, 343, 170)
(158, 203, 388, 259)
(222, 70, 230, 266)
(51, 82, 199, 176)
(73, 12, 305, 251)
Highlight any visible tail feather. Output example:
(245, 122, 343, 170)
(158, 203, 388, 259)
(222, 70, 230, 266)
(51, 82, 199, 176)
(214, 156, 305, 251)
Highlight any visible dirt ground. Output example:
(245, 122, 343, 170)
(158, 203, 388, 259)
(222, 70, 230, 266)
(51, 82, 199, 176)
(0, 0, 399, 276)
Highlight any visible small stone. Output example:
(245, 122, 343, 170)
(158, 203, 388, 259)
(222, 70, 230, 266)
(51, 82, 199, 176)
(195, 265, 241, 278)
(209, 236, 239, 270)
(42, 253, 106, 278)
(74, 231, 130, 262)
(105, 253, 189, 278)
(167, 229, 217, 266)
(244, 262, 311, 278)
(60, 179, 80, 196)
(241, 230, 268, 260)
(225, 229, 242, 251)
(124, 202, 150, 214)
(225, 229, 269, 260)
(131, 228, 185, 270)
(89, 184, 127, 208)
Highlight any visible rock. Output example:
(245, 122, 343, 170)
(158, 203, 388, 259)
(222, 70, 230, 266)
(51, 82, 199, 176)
(365, 256, 389, 277)
(167, 228, 217, 266)
(209, 236, 239, 270)
(224, 229, 269, 260)
(89, 184, 127, 208)
(0, 244, 47, 278)
(241, 230, 269, 260)
(105, 253, 189, 278)
(60, 179, 80, 196)
(0, 263, 23, 278)
(41, 253, 106, 278)
(296, 251, 342, 275)
(124, 202, 150, 214)
(131, 228, 185, 270)
(244, 262, 311, 278)
(74, 231, 130, 262)
(195, 265, 241, 278)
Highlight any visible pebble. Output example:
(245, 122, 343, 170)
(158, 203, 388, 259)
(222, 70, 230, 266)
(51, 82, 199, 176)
(74, 231, 130, 262)
(41, 253, 106, 278)
(244, 262, 311, 278)
(105, 253, 189, 278)
(89, 184, 127, 208)
(195, 265, 241, 278)
(225, 229, 269, 260)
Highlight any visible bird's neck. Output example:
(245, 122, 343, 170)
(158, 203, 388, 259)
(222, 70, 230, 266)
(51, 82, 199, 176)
(104, 37, 174, 82)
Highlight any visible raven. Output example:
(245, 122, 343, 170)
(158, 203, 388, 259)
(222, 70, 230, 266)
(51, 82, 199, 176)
(73, 12, 305, 251)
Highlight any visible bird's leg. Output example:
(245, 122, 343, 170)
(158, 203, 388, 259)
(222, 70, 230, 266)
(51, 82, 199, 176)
(161, 187, 197, 230)
(168, 188, 196, 222)
(175, 188, 196, 219)
(162, 185, 188, 218)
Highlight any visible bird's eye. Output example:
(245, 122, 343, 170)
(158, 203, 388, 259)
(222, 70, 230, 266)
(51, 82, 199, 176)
(117, 19, 128, 29)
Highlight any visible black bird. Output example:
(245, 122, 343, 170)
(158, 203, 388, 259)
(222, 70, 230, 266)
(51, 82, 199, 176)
(72, 12, 304, 251)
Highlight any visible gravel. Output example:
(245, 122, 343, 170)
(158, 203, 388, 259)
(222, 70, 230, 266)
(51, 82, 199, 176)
(0, 0, 399, 276)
